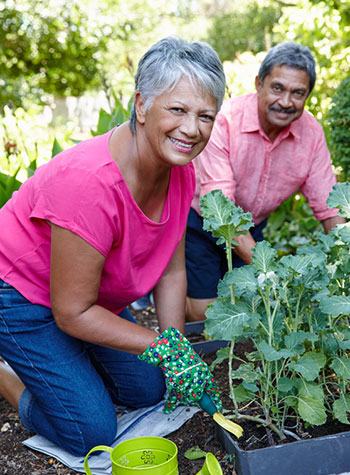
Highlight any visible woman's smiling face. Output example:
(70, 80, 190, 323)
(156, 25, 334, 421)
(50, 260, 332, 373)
(135, 76, 217, 168)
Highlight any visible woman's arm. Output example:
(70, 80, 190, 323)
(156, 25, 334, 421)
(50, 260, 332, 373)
(153, 233, 187, 334)
(50, 223, 158, 354)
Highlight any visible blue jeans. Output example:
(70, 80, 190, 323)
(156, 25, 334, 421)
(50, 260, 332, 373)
(0, 279, 165, 456)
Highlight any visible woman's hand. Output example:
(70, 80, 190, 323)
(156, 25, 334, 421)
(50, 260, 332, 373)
(139, 326, 222, 413)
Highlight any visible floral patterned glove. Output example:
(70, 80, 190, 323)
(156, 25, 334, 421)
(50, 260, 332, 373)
(139, 326, 222, 414)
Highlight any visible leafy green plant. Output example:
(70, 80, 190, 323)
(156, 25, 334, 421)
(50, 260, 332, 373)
(91, 91, 131, 137)
(201, 186, 350, 442)
(328, 77, 350, 180)
(263, 193, 322, 256)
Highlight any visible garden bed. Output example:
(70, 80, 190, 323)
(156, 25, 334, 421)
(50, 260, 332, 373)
(0, 306, 235, 475)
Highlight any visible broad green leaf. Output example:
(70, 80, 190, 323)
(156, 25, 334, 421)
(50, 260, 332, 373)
(257, 340, 293, 361)
(303, 351, 327, 370)
(232, 384, 250, 403)
(284, 331, 317, 355)
(299, 381, 324, 401)
(333, 395, 350, 424)
(92, 109, 114, 136)
(336, 224, 350, 245)
(319, 295, 350, 317)
(231, 363, 257, 383)
(327, 182, 350, 218)
(51, 138, 64, 157)
(330, 357, 350, 379)
(242, 381, 259, 392)
(289, 356, 320, 381)
(251, 241, 277, 273)
(219, 266, 257, 297)
(338, 340, 350, 350)
(210, 347, 230, 370)
(280, 253, 320, 275)
(322, 334, 339, 355)
(277, 377, 293, 392)
(298, 395, 327, 425)
(205, 298, 255, 340)
(200, 190, 253, 246)
(184, 447, 207, 460)
(0, 170, 22, 207)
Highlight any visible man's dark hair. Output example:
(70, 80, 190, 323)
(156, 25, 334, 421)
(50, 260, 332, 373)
(258, 42, 316, 94)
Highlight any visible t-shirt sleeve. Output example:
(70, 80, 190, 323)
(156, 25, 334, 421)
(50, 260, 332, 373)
(29, 163, 119, 256)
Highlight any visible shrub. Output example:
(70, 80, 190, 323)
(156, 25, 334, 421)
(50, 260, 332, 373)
(328, 77, 350, 179)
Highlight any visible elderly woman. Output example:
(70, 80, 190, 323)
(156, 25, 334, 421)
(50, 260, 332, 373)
(0, 37, 226, 456)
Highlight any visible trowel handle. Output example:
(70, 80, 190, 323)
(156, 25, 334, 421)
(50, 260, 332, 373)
(199, 392, 217, 416)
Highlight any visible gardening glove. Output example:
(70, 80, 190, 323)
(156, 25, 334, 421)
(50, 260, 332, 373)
(139, 326, 222, 414)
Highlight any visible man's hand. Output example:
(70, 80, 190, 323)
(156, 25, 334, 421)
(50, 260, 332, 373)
(321, 215, 346, 234)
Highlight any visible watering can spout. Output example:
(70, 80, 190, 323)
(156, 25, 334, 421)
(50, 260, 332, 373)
(195, 453, 223, 475)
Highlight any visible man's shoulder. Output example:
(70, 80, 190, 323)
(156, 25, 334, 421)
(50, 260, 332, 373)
(219, 93, 256, 122)
(222, 93, 255, 109)
(294, 109, 324, 135)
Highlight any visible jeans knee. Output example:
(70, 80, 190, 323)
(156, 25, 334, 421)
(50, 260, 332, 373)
(132, 372, 166, 408)
(60, 410, 118, 457)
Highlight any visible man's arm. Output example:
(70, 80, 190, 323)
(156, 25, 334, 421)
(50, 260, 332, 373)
(321, 215, 346, 234)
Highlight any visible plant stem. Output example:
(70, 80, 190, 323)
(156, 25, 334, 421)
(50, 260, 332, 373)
(228, 339, 240, 416)
(228, 412, 286, 440)
(226, 233, 235, 305)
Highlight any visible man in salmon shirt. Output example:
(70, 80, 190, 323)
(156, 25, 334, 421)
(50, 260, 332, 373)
(185, 41, 345, 322)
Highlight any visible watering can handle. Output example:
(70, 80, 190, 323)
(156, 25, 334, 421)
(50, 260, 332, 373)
(84, 445, 113, 475)
(199, 392, 218, 416)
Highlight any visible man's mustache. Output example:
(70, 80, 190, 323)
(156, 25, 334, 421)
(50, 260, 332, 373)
(269, 105, 297, 114)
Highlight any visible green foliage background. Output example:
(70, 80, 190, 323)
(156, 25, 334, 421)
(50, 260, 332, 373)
(1, 0, 350, 249)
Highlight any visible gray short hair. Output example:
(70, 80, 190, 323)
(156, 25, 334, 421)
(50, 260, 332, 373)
(258, 42, 316, 94)
(129, 36, 226, 134)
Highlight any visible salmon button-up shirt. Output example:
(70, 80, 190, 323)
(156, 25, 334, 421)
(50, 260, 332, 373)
(192, 93, 338, 225)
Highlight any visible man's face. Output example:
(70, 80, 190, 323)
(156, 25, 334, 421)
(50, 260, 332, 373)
(255, 65, 310, 141)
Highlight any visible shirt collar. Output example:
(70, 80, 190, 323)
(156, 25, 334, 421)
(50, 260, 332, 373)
(241, 93, 301, 141)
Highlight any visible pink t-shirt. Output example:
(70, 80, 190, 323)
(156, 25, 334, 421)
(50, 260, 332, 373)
(192, 93, 338, 224)
(0, 129, 195, 313)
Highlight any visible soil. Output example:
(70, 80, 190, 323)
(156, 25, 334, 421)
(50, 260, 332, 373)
(1, 305, 350, 474)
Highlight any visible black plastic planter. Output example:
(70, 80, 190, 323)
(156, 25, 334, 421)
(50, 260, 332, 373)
(188, 325, 350, 475)
(185, 321, 229, 353)
(216, 423, 350, 475)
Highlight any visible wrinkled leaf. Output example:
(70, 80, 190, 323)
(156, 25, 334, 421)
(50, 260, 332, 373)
(219, 266, 257, 297)
(251, 241, 277, 273)
(298, 395, 327, 425)
(333, 395, 350, 424)
(184, 446, 207, 460)
(277, 377, 293, 392)
(205, 298, 255, 340)
(257, 340, 293, 361)
(231, 363, 258, 383)
(200, 190, 253, 246)
(330, 357, 350, 379)
(319, 295, 350, 317)
(284, 331, 317, 355)
(289, 356, 320, 381)
(210, 347, 230, 370)
(327, 183, 350, 218)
